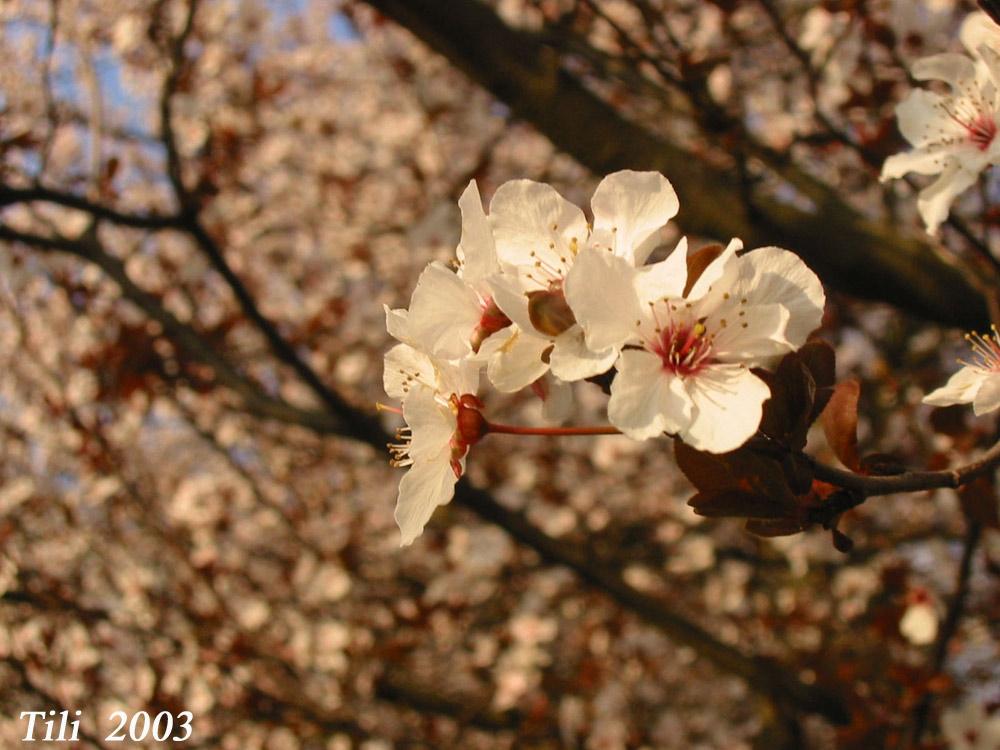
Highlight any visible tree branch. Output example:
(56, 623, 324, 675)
(908, 520, 983, 747)
(807, 441, 1000, 497)
(0, 184, 181, 230)
(0, 223, 347, 436)
(361, 0, 988, 330)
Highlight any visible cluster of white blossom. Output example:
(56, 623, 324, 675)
(383, 172, 826, 545)
(882, 12, 1000, 234)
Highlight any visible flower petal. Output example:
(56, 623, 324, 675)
(487, 273, 536, 334)
(457, 180, 498, 286)
(384, 305, 410, 342)
(893, 89, 959, 148)
(709, 302, 792, 369)
(686, 237, 743, 301)
(564, 246, 642, 351)
(923, 366, 985, 407)
(608, 349, 691, 440)
(634, 236, 689, 304)
(549, 326, 619, 382)
(485, 328, 552, 392)
(403, 386, 456, 461)
(682, 365, 770, 453)
(489, 179, 588, 273)
(881, 142, 960, 181)
(917, 163, 979, 235)
(590, 170, 679, 265)
(539, 375, 574, 424)
(738, 246, 825, 349)
(395, 452, 459, 546)
(408, 262, 483, 359)
(912, 53, 978, 89)
(384, 343, 438, 400)
(973, 373, 1000, 415)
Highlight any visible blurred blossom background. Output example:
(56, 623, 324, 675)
(0, 0, 998, 748)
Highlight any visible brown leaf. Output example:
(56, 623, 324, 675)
(822, 380, 861, 471)
(688, 489, 795, 519)
(682, 242, 725, 297)
(798, 340, 836, 422)
(758, 352, 815, 449)
(674, 441, 731, 492)
(675, 441, 796, 504)
(958, 475, 1000, 529)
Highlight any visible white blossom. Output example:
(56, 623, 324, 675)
(382, 335, 482, 546)
(941, 700, 1000, 750)
(566, 239, 825, 453)
(399, 181, 511, 360)
(881, 12, 1000, 234)
(923, 326, 1000, 414)
(484, 170, 679, 391)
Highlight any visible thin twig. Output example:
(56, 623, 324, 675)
(908, 521, 983, 748)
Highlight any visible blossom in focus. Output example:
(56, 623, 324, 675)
(483, 170, 679, 391)
(566, 239, 825, 453)
(923, 326, 1000, 414)
(401, 181, 511, 360)
(881, 12, 1000, 234)
(383, 325, 483, 545)
(940, 700, 1000, 750)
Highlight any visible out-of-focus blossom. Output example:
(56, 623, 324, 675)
(567, 239, 825, 452)
(881, 12, 1000, 234)
(899, 591, 939, 645)
(923, 326, 1000, 414)
(484, 170, 678, 391)
(941, 700, 1000, 750)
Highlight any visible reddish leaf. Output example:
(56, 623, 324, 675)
(758, 353, 815, 449)
(688, 490, 795, 519)
(798, 340, 836, 421)
(674, 441, 732, 491)
(675, 441, 796, 504)
(782, 452, 815, 494)
(958, 475, 1000, 529)
(682, 243, 725, 297)
(822, 380, 861, 471)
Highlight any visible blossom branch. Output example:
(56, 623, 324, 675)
(0, 223, 847, 724)
(806, 441, 1000, 496)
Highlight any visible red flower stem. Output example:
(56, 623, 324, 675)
(486, 422, 620, 436)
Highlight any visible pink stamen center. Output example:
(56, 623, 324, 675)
(651, 321, 714, 377)
(943, 100, 998, 151)
(966, 114, 997, 151)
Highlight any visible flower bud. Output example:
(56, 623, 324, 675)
(527, 287, 577, 337)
